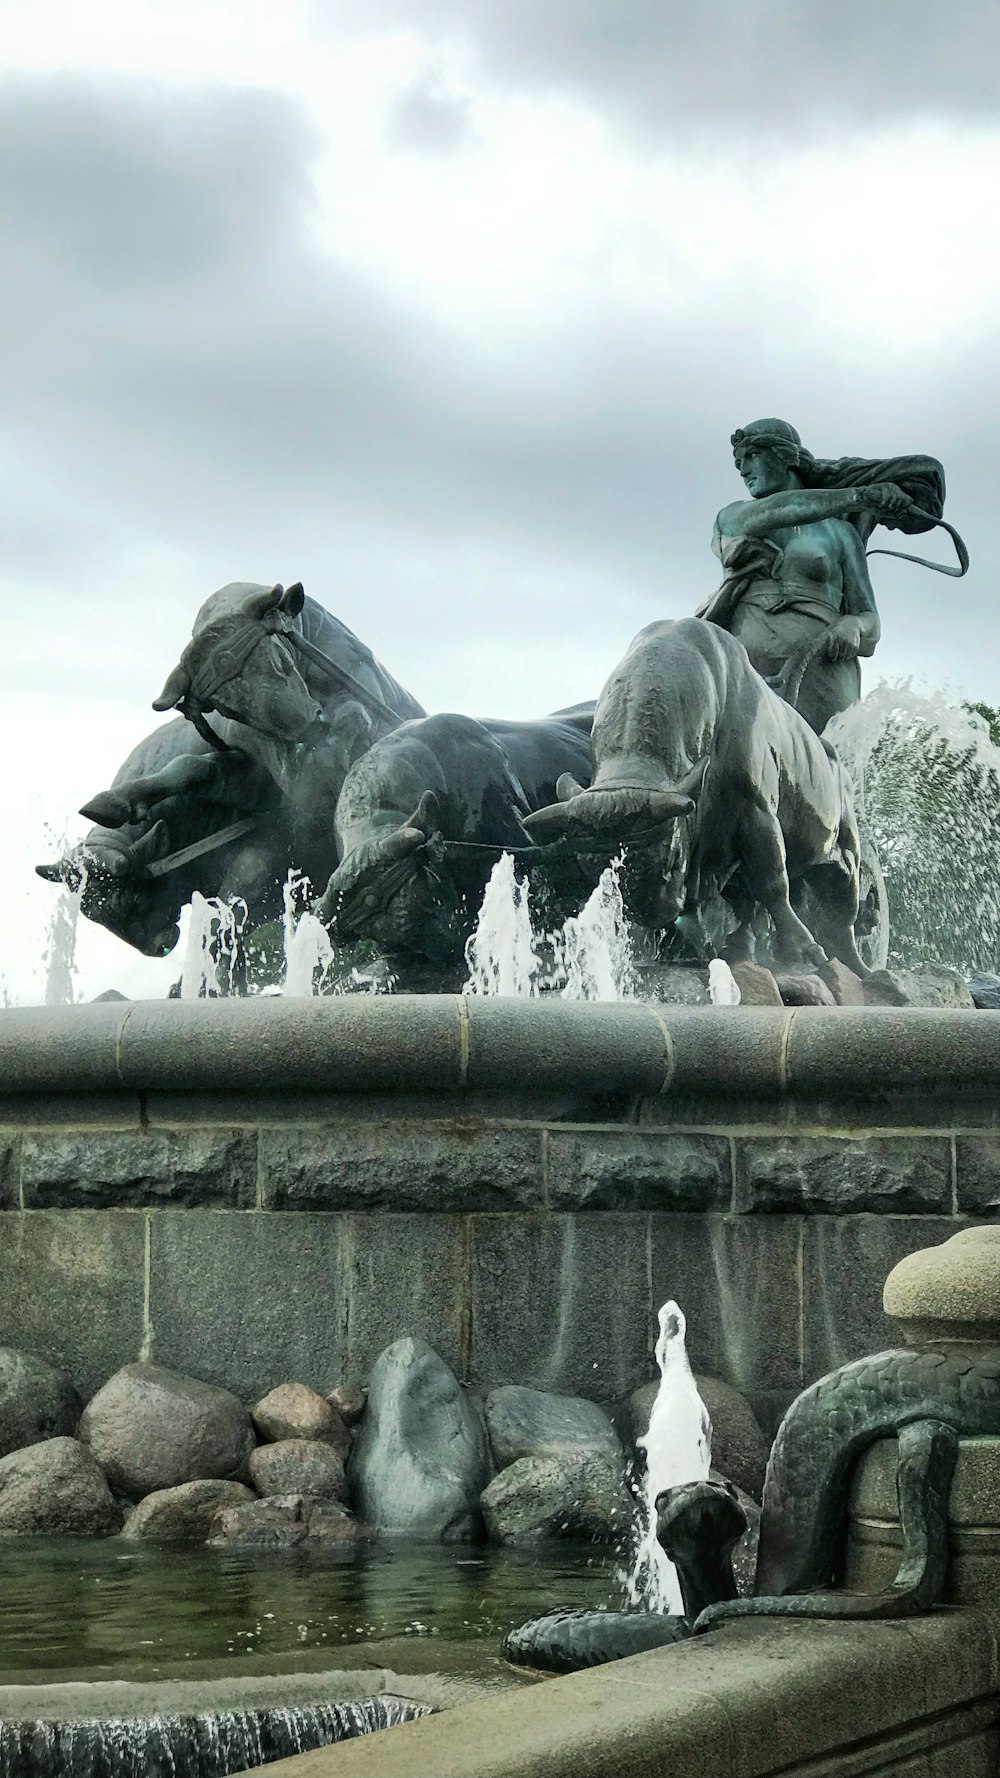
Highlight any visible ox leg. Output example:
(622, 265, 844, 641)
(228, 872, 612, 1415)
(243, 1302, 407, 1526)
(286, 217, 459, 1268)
(802, 826, 871, 980)
(80, 752, 249, 829)
(739, 802, 828, 969)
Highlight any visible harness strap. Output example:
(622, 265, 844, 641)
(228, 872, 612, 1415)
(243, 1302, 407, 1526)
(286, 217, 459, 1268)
(287, 631, 407, 730)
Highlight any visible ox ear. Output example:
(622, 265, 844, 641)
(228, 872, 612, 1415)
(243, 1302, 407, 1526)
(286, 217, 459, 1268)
(36, 859, 68, 884)
(131, 821, 170, 868)
(280, 582, 305, 616)
(556, 772, 587, 802)
(152, 664, 190, 711)
(242, 583, 284, 619)
(676, 756, 708, 801)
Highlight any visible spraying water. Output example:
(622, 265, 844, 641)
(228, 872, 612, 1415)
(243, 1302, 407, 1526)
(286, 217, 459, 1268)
(708, 959, 741, 1006)
(829, 684, 1000, 976)
(559, 859, 635, 1001)
(464, 854, 635, 1001)
(180, 894, 248, 1000)
(42, 884, 82, 1008)
(281, 871, 337, 998)
(465, 853, 545, 996)
(626, 1301, 712, 1614)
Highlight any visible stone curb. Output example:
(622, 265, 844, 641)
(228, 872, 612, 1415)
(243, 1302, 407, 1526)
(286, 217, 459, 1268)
(0, 1001, 993, 1100)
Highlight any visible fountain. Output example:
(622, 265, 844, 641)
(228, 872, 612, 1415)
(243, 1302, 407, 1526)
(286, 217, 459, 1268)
(10, 417, 1000, 1776)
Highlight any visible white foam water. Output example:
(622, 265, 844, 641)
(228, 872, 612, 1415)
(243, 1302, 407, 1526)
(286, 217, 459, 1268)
(179, 893, 248, 1000)
(707, 958, 741, 1005)
(464, 852, 545, 996)
(625, 1300, 712, 1614)
(42, 883, 83, 1008)
(829, 683, 1000, 975)
(464, 853, 635, 1001)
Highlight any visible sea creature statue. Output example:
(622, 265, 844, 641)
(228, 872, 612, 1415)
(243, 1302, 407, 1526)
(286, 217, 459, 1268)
(505, 1478, 747, 1672)
(524, 616, 870, 974)
(506, 1339, 1000, 1672)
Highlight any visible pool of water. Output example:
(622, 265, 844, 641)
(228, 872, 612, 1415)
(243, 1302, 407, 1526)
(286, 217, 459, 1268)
(0, 1539, 621, 1680)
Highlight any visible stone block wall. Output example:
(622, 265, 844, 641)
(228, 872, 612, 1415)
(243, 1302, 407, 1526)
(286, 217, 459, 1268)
(0, 999, 997, 1423)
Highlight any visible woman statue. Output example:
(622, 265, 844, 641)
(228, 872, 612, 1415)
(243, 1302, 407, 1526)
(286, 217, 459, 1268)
(697, 419, 950, 735)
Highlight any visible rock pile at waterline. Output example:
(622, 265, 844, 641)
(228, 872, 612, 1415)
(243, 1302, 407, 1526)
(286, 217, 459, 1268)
(0, 1339, 765, 1550)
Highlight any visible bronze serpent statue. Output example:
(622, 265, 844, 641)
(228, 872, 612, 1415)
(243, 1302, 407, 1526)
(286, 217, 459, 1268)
(504, 1342, 1000, 1672)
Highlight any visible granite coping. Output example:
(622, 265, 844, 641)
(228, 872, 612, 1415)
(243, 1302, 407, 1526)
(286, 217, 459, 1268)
(227, 1611, 1000, 1778)
(0, 1000, 997, 1101)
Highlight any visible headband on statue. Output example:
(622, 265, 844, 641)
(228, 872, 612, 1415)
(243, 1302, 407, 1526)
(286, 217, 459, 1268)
(731, 425, 804, 466)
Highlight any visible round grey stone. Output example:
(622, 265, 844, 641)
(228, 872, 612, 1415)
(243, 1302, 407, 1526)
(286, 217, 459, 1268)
(249, 1439, 347, 1502)
(209, 1492, 361, 1548)
(122, 1479, 255, 1542)
(485, 1386, 622, 1471)
(251, 1383, 348, 1455)
(80, 1362, 255, 1500)
(482, 1452, 633, 1545)
(0, 1349, 81, 1459)
(0, 1436, 121, 1535)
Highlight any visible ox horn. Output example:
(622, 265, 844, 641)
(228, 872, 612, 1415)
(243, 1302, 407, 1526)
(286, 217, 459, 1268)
(36, 860, 68, 884)
(152, 663, 191, 712)
(645, 791, 696, 821)
(280, 582, 305, 615)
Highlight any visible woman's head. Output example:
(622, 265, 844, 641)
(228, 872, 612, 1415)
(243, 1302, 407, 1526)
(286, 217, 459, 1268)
(732, 417, 809, 498)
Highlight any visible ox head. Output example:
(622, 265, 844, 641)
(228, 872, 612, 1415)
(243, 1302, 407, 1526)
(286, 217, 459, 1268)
(152, 582, 325, 745)
(36, 823, 185, 956)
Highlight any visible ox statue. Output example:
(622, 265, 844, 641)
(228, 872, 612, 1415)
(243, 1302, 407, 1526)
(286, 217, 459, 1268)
(524, 617, 871, 976)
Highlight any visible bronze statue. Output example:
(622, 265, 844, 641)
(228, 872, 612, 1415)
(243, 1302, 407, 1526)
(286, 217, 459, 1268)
(699, 418, 962, 735)
(35, 421, 967, 985)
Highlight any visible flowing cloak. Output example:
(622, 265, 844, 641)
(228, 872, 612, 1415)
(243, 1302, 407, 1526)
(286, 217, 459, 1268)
(696, 453, 947, 630)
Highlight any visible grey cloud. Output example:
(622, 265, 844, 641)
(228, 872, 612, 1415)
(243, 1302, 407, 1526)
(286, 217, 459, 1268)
(338, 0, 1000, 136)
(387, 66, 477, 155)
(0, 79, 315, 287)
(0, 72, 996, 736)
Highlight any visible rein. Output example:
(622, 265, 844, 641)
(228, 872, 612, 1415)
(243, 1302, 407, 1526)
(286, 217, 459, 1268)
(866, 507, 969, 578)
(286, 630, 406, 730)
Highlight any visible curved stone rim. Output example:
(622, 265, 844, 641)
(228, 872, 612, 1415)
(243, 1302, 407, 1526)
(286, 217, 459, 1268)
(0, 999, 996, 1098)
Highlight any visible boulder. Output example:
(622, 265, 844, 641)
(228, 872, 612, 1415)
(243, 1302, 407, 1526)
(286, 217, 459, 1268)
(347, 1338, 488, 1541)
(819, 959, 865, 1005)
(775, 973, 835, 1008)
(0, 1348, 81, 1458)
(485, 1386, 622, 1472)
(0, 1437, 120, 1535)
(695, 1377, 769, 1503)
(249, 1438, 347, 1502)
(79, 1363, 255, 1500)
(969, 972, 1000, 1010)
(730, 962, 782, 1007)
(326, 1383, 367, 1427)
(209, 1492, 361, 1549)
(252, 1382, 349, 1457)
(122, 1479, 254, 1542)
(482, 1453, 633, 1545)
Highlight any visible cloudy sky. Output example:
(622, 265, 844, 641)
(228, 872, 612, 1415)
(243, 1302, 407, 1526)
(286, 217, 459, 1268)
(3, 0, 999, 1001)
